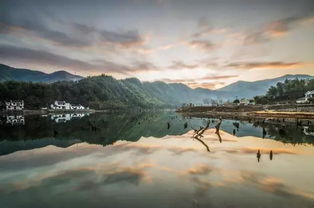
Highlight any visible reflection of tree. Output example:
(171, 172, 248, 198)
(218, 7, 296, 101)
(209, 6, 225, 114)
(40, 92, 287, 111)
(254, 121, 314, 144)
(192, 120, 211, 152)
(215, 119, 222, 143)
(191, 119, 223, 151)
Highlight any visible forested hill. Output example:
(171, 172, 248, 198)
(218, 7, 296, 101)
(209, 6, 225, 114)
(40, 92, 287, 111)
(0, 75, 214, 109)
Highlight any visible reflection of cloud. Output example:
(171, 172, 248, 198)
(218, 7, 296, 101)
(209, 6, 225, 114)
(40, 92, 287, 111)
(113, 142, 198, 156)
(241, 172, 314, 200)
(184, 164, 212, 175)
(225, 147, 296, 155)
(102, 168, 147, 185)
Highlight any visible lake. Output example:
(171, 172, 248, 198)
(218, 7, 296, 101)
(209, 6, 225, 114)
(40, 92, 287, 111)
(0, 111, 314, 208)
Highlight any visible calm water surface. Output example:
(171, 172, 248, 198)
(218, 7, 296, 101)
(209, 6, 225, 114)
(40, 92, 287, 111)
(0, 111, 313, 208)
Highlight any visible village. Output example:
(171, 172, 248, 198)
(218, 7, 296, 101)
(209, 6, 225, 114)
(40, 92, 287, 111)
(0, 100, 91, 126)
(2, 100, 89, 111)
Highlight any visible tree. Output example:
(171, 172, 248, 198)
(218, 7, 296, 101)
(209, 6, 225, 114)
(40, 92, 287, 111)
(233, 99, 240, 104)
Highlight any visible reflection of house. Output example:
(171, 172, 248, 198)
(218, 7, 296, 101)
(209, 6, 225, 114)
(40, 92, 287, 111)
(50, 113, 88, 123)
(6, 115, 25, 125)
(50, 101, 86, 110)
(296, 90, 314, 104)
(303, 126, 314, 136)
(5, 100, 24, 110)
(51, 114, 71, 123)
(50, 101, 71, 110)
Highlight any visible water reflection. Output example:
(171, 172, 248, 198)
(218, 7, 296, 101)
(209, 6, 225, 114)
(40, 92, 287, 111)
(50, 113, 89, 123)
(0, 112, 314, 156)
(0, 131, 313, 208)
(5, 115, 25, 126)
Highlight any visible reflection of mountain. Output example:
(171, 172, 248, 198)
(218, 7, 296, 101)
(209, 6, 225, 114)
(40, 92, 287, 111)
(0, 112, 203, 155)
(0, 138, 79, 156)
(0, 112, 313, 156)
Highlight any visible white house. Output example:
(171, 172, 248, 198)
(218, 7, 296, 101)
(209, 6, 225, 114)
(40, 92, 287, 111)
(239, 98, 255, 105)
(50, 101, 86, 110)
(50, 101, 71, 110)
(296, 90, 314, 104)
(71, 105, 85, 110)
(305, 90, 314, 100)
(5, 100, 24, 110)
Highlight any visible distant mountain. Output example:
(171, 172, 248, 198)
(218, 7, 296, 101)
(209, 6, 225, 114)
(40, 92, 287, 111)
(0, 63, 313, 106)
(216, 74, 314, 99)
(0, 64, 83, 82)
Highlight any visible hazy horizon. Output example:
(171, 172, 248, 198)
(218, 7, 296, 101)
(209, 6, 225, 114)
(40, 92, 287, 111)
(1, 0, 314, 89)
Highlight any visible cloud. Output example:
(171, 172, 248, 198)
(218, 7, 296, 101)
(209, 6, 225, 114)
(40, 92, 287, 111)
(188, 40, 215, 51)
(226, 61, 306, 70)
(0, 20, 91, 47)
(0, 15, 145, 49)
(167, 61, 198, 70)
(244, 13, 314, 44)
(160, 75, 236, 83)
(192, 17, 228, 38)
(70, 23, 145, 48)
(159, 74, 237, 89)
(187, 82, 225, 89)
(0, 44, 158, 74)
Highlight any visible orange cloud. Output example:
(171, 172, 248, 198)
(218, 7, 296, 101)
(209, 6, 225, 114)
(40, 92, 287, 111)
(227, 61, 307, 70)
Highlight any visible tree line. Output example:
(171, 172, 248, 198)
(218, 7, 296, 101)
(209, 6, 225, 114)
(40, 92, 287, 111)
(254, 78, 314, 104)
(0, 75, 165, 109)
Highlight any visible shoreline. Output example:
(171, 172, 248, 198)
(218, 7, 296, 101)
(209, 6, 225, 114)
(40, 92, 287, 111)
(176, 104, 314, 119)
(179, 110, 314, 120)
(0, 109, 98, 116)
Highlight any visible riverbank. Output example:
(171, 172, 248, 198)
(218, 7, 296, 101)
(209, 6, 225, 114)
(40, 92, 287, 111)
(177, 104, 314, 120)
(0, 109, 98, 116)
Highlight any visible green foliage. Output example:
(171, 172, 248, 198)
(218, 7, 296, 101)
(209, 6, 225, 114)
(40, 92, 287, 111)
(0, 76, 169, 109)
(254, 78, 314, 104)
(233, 99, 240, 104)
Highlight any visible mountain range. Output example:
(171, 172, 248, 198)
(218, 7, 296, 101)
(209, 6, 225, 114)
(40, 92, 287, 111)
(0, 64, 83, 83)
(0, 63, 313, 104)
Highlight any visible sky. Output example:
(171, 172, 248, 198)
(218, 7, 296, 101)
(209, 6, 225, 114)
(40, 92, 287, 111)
(0, 0, 314, 89)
